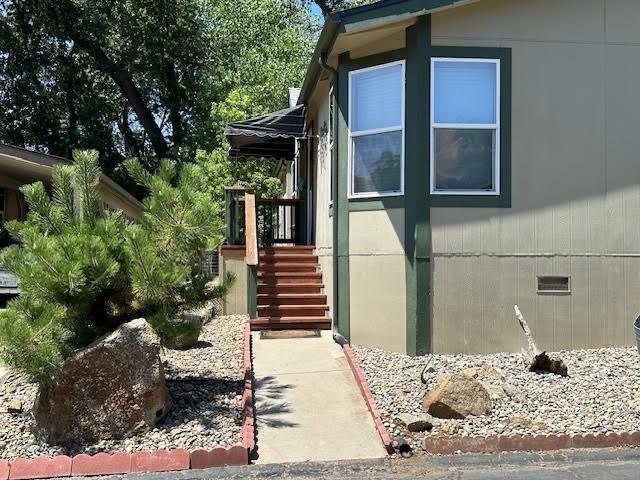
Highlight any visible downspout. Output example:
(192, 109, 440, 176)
(318, 53, 346, 345)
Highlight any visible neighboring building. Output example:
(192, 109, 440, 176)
(0, 143, 143, 302)
(224, 0, 640, 356)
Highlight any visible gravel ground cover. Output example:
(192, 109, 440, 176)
(0, 314, 247, 460)
(353, 345, 640, 454)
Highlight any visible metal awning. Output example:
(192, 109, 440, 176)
(224, 105, 306, 160)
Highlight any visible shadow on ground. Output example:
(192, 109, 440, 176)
(254, 375, 298, 429)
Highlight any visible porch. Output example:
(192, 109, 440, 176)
(220, 188, 331, 331)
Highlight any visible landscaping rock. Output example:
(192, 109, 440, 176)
(32, 319, 173, 445)
(508, 415, 548, 432)
(394, 413, 436, 432)
(481, 382, 507, 400)
(479, 366, 506, 381)
(353, 344, 640, 455)
(462, 368, 479, 379)
(421, 373, 491, 419)
(502, 383, 526, 403)
(7, 399, 22, 414)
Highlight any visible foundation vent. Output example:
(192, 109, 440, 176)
(537, 276, 570, 294)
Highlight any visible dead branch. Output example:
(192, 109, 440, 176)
(514, 305, 568, 376)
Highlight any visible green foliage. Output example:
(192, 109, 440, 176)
(0, 0, 317, 186)
(0, 150, 230, 385)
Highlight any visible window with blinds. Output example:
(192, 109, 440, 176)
(349, 61, 404, 197)
(430, 58, 500, 195)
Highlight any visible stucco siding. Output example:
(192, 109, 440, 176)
(220, 255, 248, 316)
(429, 0, 640, 353)
(310, 82, 335, 318)
(348, 209, 406, 352)
(350, 254, 407, 353)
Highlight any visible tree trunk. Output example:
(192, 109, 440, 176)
(36, 0, 169, 158)
(162, 60, 183, 146)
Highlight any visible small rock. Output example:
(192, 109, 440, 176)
(502, 383, 526, 403)
(7, 399, 23, 414)
(479, 366, 506, 381)
(394, 413, 436, 432)
(481, 382, 507, 400)
(462, 368, 478, 379)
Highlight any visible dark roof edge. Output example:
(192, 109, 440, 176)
(297, 18, 340, 106)
(0, 143, 142, 211)
(297, 0, 475, 105)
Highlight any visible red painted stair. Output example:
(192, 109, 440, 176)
(253, 246, 331, 330)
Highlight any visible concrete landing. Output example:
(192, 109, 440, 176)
(252, 330, 386, 464)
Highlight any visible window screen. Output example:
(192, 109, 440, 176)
(431, 58, 500, 195)
(349, 61, 404, 197)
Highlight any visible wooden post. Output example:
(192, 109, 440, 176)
(244, 191, 258, 266)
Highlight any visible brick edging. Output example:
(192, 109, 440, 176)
(0, 322, 255, 479)
(342, 345, 394, 454)
(423, 431, 640, 455)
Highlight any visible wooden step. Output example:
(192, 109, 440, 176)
(258, 272, 322, 284)
(258, 263, 318, 273)
(260, 254, 318, 263)
(257, 304, 329, 317)
(257, 293, 327, 306)
(257, 283, 324, 295)
(260, 246, 315, 255)
(251, 316, 331, 330)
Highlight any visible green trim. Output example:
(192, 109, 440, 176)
(337, 0, 461, 33)
(335, 52, 351, 340)
(298, 0, 477, 106)
(346, 49, 406, 70)
(404, 15, 431, 356)
(428, 46, 512, 208)
(348, 196, 404, 211)
(246, 265, 257, 319)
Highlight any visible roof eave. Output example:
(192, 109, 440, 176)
(297, 0, 480, 106)
(297, 17, 340, 106)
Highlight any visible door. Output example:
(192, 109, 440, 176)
(305, 125, 315, 245)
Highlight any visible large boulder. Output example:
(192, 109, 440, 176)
(421, 373, 491, 419)
(33, 319, 172, 445)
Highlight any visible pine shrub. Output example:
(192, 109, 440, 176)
(0, 150, 233, 385)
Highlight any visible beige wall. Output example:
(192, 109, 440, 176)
(348, 209, 407, 352)
(99, 185, 142, 223)
(310, 81, 336, 319)
(430, 0, 640, 353)
(220, 254, 249, 315)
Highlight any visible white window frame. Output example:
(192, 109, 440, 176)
(430, 57, 501, 196)
(348, 60, 405, 199)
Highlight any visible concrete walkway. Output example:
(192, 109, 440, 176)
(252, 330, 386, 464)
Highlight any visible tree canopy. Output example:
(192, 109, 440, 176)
(0, 0, 325, 191)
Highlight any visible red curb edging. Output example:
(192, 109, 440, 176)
(0, 461, 9, 480)
(240, 322, 256, 457)
(342, 344, 394, 454)
(423, 431, 640, 455)
(71, 452, 132, 477)
(9, 456, 72, 480)
(1, 321, 256, 479)
(131, 449, 190, 473)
